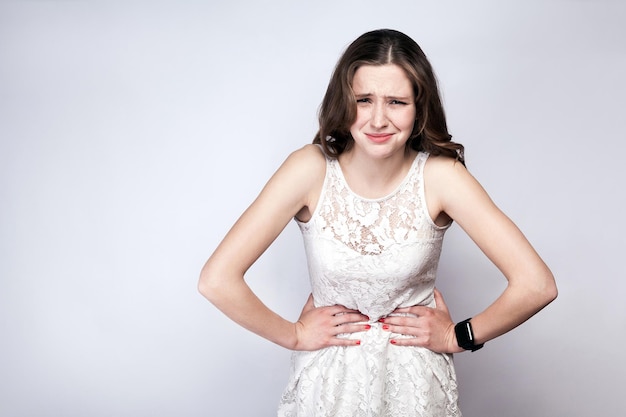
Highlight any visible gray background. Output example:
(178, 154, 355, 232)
(1, 1, 625, 416)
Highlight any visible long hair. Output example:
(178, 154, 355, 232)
(313, 29, 464, 164)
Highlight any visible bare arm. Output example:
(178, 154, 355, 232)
(384, 156, 557, 352)
(198, 145, 369, 350)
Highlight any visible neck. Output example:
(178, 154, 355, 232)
(338, 149, 416, 198)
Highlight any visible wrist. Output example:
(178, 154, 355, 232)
(448, 323, 464, 353)
(454, 318, 484, 352)
(289, 320, 304, 350)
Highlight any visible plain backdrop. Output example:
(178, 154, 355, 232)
(1, 1, 625, 416)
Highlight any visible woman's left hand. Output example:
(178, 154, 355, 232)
(381, 288, 463, 353)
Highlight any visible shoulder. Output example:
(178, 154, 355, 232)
(275, 144, 327, 222)
(278, 144, 326, 184)
(423, 153, 501, 226)
(423, 154, 469, 185)
(423, 154, 488, 211)
(268, 144, 327, 198)
(287, 143, 327, 167)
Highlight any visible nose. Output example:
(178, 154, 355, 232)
(371, 102, 388, 129)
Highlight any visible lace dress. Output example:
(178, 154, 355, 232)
(277, 151, 461, 417)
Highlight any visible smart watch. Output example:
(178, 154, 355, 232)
(454, 318, 484, 352)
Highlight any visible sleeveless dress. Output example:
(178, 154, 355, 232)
(277, 151, 461, 417)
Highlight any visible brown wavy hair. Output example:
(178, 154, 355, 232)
(313, 29, 464, 164)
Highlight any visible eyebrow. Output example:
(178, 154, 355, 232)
(355, 93, 413, 101)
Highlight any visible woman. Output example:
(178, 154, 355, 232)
(199, 29, 557, 416)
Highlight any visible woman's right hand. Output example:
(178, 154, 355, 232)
(292, 294, 370, 351)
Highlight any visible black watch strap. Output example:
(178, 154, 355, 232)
(455, 318, 484, 352)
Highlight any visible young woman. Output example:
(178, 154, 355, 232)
(199, 29, 557, 416)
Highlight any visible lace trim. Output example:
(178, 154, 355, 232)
(307, 153, 445, 256)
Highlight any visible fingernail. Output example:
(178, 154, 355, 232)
(355, 340, 361, 345)
(378, 318, 385, 323)
(364, 324, 371, 330)
(390, 340, 397, 345)
(382, 324, 389, 330)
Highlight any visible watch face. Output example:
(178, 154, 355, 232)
(455, 321, 471, 347)
(455, 319, 481, 351)
(455, 322, 464, 346)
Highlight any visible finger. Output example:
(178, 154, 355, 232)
(301, 294, 315, 313)
(389, 337, 422, 347)
(380, 315, 415, 327)
(390, 305, 429, 317)
(386, 306, 429, 320)
(331, 313, 370, 327)
(327, 337, 362, 347)
(335, 310, 368, 319)
(382, 322, 422, 338)
(329, 305, 365, 316)
(391, 306, 413, 314)
(433, 288, 449, 314)
(390, 333, 444, 351)
(328, 307, 369, 322)
(335, 322, 372, 334)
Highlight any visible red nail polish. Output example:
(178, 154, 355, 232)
(365, 324, 371, 330)
(390, 340, 397, 345)
(378, 318, 385, 323)
(382, 324, 389, 330)
(356, 340, 361, 345)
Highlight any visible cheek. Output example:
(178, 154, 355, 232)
(350, 109, 368, 130)
(408, 107, 418, 126)
(398, 112, 416, 131)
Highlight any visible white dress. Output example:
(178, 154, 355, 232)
(277, 151, 461, 417)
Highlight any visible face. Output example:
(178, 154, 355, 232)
(349, 64, 416, 159)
